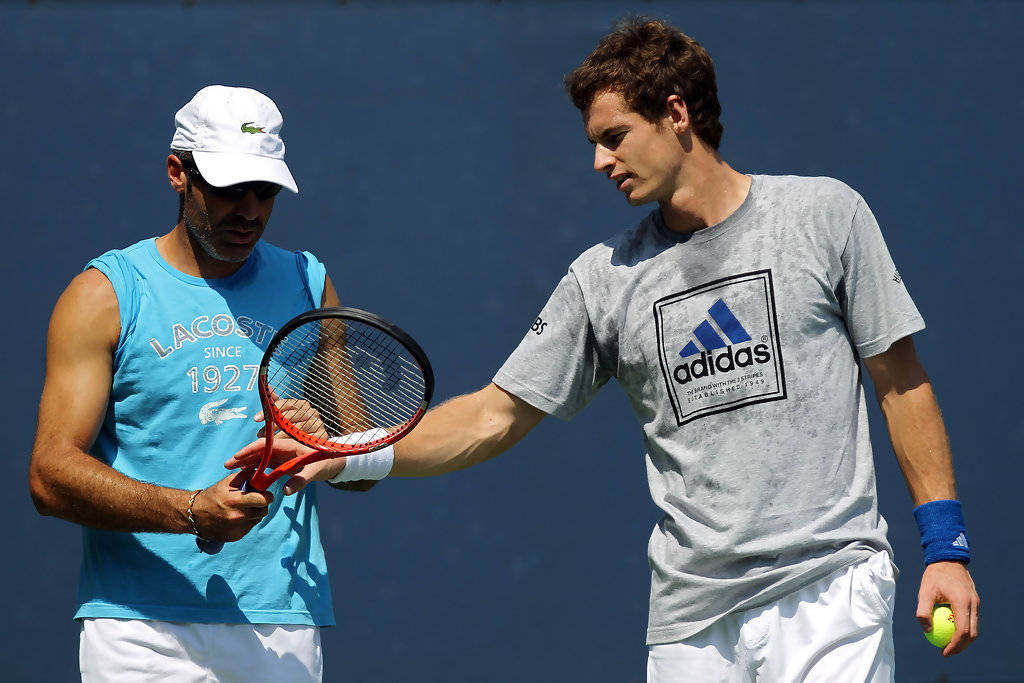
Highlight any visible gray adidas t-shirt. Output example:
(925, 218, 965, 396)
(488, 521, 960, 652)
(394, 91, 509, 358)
(493, 175, 924, 645)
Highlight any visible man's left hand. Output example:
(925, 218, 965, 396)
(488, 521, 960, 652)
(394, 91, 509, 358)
(225, 437, 377, 495)
(917, 561, 979, 656)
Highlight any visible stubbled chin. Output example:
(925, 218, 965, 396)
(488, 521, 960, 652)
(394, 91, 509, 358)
(220, 244, 258, 262)
(202, 238, 258, 264)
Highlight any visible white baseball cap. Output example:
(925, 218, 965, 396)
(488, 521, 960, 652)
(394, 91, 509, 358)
(170, 85, 298, 194)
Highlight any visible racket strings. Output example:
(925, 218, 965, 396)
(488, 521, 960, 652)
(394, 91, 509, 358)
(265, 318, 427, 441)
(270, 351, 412, 436)
(273, 362, 411, 433)
(303, 334, 425, 401)
(271, 327, 423, 428)
(270, 358, 399, 433)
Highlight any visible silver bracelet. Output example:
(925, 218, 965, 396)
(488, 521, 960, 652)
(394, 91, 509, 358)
(186, 489, 204, 538)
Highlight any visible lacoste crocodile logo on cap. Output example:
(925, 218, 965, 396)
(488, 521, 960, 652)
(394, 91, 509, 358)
(240, 122, 266, 134)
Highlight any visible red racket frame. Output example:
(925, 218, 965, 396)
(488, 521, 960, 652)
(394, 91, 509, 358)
(197, 307, 432, 554)
(247, 306, 433, 490)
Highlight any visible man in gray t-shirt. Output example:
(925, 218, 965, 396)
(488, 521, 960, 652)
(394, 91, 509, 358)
(244, 17, 979, 679)
(493, 172, 925, 647)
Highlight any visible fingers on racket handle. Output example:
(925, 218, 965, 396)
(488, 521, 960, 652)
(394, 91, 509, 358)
(195, 476, 259, 554)
(197, 537, 224, 554)
(196, 479, 255, 554)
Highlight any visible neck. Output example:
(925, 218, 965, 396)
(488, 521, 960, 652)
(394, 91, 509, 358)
(658, 149, 751, 234)
(155, 222, 249, 279)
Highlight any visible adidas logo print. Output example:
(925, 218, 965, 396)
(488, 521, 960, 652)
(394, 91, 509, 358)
(673, 298, 771, 385)
(952, 532, 969, 549)
(655, 269, 788, 425)
(679, 299, 752, 357)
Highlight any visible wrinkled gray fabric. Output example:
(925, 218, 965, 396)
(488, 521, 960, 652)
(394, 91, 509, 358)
(494, 175, 924, 644)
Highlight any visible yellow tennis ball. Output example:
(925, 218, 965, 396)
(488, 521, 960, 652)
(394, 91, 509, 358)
(925, 603, 955, 647)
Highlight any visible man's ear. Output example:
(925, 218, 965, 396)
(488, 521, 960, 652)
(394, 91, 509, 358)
(167, 154, 188, 194)
(666, 95, 690, 135)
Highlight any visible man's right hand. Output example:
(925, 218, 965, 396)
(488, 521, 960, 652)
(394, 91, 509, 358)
(189, 470, 274, 542)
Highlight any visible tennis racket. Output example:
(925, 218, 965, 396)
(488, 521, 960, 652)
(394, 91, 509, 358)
(197, 307, 433, 553)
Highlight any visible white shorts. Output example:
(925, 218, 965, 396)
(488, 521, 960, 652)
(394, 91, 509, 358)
(648, 550, 896, 683)
(79, 618, 322, 682)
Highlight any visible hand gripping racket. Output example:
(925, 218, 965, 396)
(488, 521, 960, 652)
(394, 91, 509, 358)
(197, 307, 433, 553)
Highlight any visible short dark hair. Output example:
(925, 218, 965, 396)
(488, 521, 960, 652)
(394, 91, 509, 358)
(170, 149, 194, 222)
(565, 17, 724, 150)
(171, 149, 195, 170)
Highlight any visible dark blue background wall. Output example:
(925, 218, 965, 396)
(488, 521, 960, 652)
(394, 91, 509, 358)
(3, 2, 1020, 681)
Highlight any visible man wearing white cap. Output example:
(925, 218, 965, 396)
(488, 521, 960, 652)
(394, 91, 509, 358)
(30, 85, 342, 681)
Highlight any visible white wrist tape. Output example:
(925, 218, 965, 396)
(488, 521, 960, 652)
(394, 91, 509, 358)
(327, 429, 394, 482)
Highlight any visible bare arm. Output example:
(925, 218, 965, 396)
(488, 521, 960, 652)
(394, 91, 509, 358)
(234, 272, 545, 485)
(228, 382, 546, 488)
(29, 269, 271, 541)
(319, 271, 384, 492)
(322, 273, 341, 307)
(864, 336, 956, 504)
(255, 271, 343, 438)
(243, 270, 380, 493)
(390, 383, 546, 477)
(863, 335, 979, 655)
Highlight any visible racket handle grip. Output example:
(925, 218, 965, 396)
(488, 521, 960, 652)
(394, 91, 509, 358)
(195, 480, 253, 555)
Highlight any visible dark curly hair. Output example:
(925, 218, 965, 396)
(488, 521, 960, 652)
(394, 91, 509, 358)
(565, 17, 724, 150)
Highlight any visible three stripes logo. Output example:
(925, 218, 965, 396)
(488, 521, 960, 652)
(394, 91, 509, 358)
(680, 299, 753, 357)
(654, 269, 787, 426)
(673, 299, 771, 385)
(952, 532, 969, 550)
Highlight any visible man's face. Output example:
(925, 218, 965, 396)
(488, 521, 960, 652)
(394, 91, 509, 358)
(183, 174, 275, 264)
(583, 90, 683, 206)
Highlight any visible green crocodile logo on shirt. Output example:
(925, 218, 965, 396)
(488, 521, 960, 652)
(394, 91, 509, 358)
(240, 122, 265, 134)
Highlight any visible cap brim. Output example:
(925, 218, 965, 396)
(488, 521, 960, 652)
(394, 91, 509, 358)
(192, 151, 298, 194)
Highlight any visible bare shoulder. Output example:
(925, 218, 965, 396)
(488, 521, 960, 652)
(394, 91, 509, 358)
(35, 268, 121, 457)
(49, 268, 120, 352)
(66, 267, 118, 302)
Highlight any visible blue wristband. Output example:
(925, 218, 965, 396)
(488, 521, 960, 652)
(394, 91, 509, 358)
(913, 499, 971, 565)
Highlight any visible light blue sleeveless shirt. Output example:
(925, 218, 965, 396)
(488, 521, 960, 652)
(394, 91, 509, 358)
(74, 237, 335, 626)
